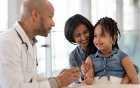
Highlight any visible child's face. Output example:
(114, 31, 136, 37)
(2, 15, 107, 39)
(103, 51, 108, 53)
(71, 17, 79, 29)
(93, 25, 114, 53)
(73, 24, 90, 50)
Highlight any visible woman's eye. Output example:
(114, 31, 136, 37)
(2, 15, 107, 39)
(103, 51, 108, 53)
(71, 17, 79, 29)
(84, 29, 89, 33)
(84, 30, 88, 33)
(74, 34, 80, 37)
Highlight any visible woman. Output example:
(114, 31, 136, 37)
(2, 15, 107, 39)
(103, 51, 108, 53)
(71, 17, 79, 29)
(64, 14, 97, 83)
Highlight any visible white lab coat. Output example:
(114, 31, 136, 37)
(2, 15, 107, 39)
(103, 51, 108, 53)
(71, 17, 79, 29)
(0, 22, 50, 88)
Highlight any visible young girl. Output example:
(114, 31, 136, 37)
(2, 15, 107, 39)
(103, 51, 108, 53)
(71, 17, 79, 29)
(84, 17, 139, 84)
(64, 14, 97, 83)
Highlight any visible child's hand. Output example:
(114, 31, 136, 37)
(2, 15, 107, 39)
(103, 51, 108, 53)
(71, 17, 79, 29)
(84, 76, 94, 85)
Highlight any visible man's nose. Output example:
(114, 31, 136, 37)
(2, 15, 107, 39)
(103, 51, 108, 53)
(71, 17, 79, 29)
(51, 20, 55, 27)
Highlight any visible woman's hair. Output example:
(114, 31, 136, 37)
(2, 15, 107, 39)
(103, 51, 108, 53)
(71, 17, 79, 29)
(64, 14, 97, 55)
(94, 17, 121, 49)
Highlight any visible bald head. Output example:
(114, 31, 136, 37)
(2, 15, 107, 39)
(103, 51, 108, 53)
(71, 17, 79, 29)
(19, 0, 54, 21)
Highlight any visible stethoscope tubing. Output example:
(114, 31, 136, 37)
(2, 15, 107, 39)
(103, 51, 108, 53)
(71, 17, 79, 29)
(15, 29, 28, 50)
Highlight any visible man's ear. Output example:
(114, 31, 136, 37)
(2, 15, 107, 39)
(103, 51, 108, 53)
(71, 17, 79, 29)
(31, 9, 39, 21)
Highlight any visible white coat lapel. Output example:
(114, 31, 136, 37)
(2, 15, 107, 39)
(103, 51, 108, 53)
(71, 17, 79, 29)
(14, 22, 34, 56)
(14, 22, 36, 71)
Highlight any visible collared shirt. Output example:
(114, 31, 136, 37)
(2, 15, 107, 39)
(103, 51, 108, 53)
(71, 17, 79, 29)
(27, 32, 58, 88)
(89, 48, 127, 80)
(29, 38, 38, 46)
(69, 45, 87, 68)
(69, 45, 87, 83)
(27, 31, 58, 88)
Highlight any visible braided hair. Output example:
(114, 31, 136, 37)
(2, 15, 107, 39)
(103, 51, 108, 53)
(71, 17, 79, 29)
(94, 17, 121, 49)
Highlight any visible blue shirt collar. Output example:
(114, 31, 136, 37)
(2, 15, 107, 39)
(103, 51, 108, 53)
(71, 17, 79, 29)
(78, 46, 84, 54)
(95, 47, 118, 58)
(29, 37, 38, 46)
(77, 46, 86, 59)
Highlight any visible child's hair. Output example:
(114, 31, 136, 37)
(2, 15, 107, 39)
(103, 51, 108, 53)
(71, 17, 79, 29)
(94, 17, 121, 49)
(64, 14, 97, 55)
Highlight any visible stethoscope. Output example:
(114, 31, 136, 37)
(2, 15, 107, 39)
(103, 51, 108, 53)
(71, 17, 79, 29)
(15, 29, 28, 50)
(15, 29, 38, 66)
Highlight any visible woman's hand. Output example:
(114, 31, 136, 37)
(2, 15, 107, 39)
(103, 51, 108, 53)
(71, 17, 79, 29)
(81, 61, 92, 75)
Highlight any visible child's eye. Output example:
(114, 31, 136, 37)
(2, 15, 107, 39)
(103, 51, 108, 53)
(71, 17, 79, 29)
(94, 35, 97, 37)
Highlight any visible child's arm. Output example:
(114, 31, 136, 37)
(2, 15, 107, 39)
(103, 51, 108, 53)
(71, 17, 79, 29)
(121, 56, 139, 84)
(84, 56, 94, 85)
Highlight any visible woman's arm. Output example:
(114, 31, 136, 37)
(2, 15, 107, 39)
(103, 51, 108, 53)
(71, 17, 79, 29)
(69, 54, 77, 68)
(121, 56, 139, 84)
(121, 64, 139, 84)
(121, 75, 130, 84)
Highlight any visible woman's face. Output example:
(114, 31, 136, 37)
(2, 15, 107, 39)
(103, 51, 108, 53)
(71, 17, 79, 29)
(73, 24, 90, 50)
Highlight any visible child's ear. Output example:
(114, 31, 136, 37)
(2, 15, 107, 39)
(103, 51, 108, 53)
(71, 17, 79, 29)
(113, 35, 117, 42)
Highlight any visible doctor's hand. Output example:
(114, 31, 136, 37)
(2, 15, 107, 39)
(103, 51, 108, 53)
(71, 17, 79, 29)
(56, 67, 81, 87)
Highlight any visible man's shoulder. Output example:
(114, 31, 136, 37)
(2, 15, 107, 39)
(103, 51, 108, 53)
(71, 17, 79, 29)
(0, 28, 18, 42)
(0, 27, 15, 35)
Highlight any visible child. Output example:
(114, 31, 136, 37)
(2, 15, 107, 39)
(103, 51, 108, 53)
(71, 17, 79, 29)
(83, 17, 139, 84)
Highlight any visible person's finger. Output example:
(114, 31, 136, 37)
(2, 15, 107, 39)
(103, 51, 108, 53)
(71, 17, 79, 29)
(85, 79, 89, 85)
(69, 73, 80, 82)
(86, 78, 92, 85)
(69, 68, 81, 77)
(81, 69, 85, 75)
(71, 67, 79, 72)
(73, 71, 81, 77)
(83, 69, 86, 73)
(59, 69, 67, 74)
(89, 79, 92, 84)
(72, 73, 80, 77)
(87, 63, 92, 68)
(80, 65, 84, 70)
(82, 61, 85, 64)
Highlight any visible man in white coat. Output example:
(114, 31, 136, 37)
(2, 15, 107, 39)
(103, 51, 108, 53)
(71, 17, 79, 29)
(0, 0, 80, 88)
